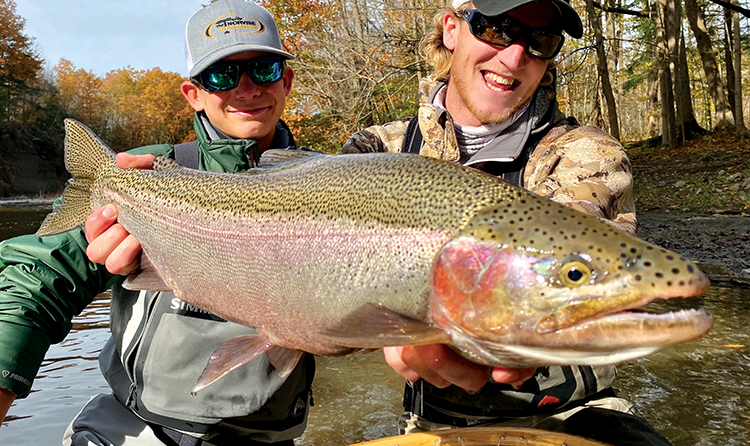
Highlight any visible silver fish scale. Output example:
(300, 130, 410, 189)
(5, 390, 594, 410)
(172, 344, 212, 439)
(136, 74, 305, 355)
(95, 153, 527, 354)
(38, 120, 712, 366)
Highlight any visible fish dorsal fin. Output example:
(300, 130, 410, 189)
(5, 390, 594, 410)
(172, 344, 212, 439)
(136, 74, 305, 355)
(193, 333, 274, 393)
(258, 148, 327, 167)
(152, 155, 182, 171)
(317, 303, 451, 348)
(122, 251, 171, 291)
(266, 347, 304, 377)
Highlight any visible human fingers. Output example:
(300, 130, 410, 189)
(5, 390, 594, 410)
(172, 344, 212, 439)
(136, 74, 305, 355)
(104, 234, 142, 276)
(384, 346, 423, 383)
(115, 153, 155, 170)
(384, 346, 453, 388)
(411, 344, 490, 393)
(491, 367, 537, 390)
(85, 204, 118, 244)
(86, 219, 129, 265)
(86, 222, 142, 276)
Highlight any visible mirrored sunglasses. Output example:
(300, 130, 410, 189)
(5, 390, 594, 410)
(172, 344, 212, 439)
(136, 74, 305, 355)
(192, 57, 286, 92)
(462, 9, 564, 60)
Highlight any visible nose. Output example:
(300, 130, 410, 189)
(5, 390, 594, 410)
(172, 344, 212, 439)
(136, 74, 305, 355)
(499, 38, 530, 70)
(234, 72, 262, 98)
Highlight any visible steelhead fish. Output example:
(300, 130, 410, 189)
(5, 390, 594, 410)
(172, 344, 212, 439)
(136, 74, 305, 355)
(38, 119, 713, 392)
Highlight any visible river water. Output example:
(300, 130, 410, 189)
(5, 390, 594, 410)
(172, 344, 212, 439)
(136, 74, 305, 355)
(0, 202, 748, 446)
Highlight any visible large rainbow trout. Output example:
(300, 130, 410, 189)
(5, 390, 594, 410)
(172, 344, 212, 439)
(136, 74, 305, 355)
(38, 119, 712, 391)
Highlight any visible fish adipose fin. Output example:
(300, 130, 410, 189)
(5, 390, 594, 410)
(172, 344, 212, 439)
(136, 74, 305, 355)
(193, 333, 276, 393)
(152, 155, 182, 171)
(258, 148, 327, 167)
(317, 303, 451, 348)
(36, 119, 119, 237)
(122, 252, 171, 291)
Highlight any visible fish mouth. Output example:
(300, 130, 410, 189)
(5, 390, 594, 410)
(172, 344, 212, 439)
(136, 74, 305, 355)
(534, 269, 712, 335)
(451, 307, 713, 368)
(525, 282, 714, 352)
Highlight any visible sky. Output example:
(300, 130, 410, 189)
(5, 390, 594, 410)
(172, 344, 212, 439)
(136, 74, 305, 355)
(16, 0, 207, 78)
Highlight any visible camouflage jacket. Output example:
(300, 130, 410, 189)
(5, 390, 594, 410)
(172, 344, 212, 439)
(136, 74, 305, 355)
(341, 76, 636, 419)
(342, 76, 636, 235)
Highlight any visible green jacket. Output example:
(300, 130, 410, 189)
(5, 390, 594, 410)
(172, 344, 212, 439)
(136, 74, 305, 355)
(0, 112, 299, 400)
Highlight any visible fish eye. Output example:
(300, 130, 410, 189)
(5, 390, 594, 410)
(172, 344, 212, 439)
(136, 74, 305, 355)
(559, 260, 592, 287)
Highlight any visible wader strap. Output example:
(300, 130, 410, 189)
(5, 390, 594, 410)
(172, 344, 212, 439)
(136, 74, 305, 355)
(153, 425, 203, 446)
(153, 425, 296, 446)
(174, 141, 200, 169)
(401, 117, 423, 154)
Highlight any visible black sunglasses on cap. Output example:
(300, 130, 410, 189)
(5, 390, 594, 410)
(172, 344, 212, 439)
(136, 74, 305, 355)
(192, 57, 286, 92)
(462, 9, 565, 60)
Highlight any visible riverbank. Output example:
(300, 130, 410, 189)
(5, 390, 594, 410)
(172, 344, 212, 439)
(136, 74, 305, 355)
(628, 131, 750, 285)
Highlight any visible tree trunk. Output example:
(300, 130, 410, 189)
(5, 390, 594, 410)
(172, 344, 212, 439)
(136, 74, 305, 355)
(347, 0, 375, 128)
(684, 0, 733, 130)
(586, 0, 620, 140)
(730, 0, 747, 133)
(724, 8, 737, 123)
(678, 30, 705, 139)
(665, 0, 685, 142)
(656, 0, 677, 148)
(605, 0, 621, 127)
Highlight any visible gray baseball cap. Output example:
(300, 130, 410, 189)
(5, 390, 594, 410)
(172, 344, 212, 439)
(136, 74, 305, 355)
(185, 0, 294, 79)
(453, 0, 583, 39)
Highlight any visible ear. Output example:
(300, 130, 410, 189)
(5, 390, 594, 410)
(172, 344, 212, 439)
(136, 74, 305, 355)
(282, 66, 294, 97)
(181, 80, 205, 112)
(443, 11, 460, 51)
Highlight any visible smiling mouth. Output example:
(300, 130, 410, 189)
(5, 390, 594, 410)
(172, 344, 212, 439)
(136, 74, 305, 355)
(483, 71, 517, 92)
(233, 106, 270, 115)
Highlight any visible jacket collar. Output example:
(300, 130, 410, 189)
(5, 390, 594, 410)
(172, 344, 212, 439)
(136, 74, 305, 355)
(192, 112, 296, 172)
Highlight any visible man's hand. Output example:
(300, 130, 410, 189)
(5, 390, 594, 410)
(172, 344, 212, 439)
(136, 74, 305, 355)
(384, 345, 536, 393)
(85, 153, 155, 275)
(0, 388, 16, 427)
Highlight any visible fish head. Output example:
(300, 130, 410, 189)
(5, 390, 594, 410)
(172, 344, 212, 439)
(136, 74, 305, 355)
(430, 195, 713, 367)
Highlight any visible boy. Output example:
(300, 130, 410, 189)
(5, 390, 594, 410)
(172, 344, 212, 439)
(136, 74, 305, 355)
(0, 1, 313, 445)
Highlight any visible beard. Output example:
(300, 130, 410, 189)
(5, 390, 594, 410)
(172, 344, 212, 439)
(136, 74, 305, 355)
(450, 64, 537, 125)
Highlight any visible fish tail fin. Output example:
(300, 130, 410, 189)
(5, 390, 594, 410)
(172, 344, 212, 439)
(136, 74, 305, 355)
(36, 119, 118, 237)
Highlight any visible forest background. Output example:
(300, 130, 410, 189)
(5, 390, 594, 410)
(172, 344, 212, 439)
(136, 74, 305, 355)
(1, 0, 749, 198)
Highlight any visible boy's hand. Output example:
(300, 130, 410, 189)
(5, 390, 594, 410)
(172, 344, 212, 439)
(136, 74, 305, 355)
(384, 345, 536, 393)
(85, 153, 155, 275)
(0, 388, 16, 427)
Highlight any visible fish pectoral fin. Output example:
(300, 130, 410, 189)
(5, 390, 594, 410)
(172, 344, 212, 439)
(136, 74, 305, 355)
(266, 347, 304, 377)
(122, 252, 171, 291)
(192, 334, 274, 393)
(317, 303, 451, 348)
(152, 155, 182, 171)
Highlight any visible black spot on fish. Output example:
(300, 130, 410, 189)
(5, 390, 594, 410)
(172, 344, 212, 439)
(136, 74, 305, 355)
(672, 268, 680, 274)
(656, 273, 664, 278)
(687, 265, 694, 273)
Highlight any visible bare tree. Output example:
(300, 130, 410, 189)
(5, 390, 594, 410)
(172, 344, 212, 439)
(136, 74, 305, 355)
(586, 0, 620, 139)
(684, 0, 733, 130)
(729, 0, 747, 134)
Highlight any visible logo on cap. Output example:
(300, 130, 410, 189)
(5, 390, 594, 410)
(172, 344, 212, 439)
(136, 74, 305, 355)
(205, 14, 265, 38)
